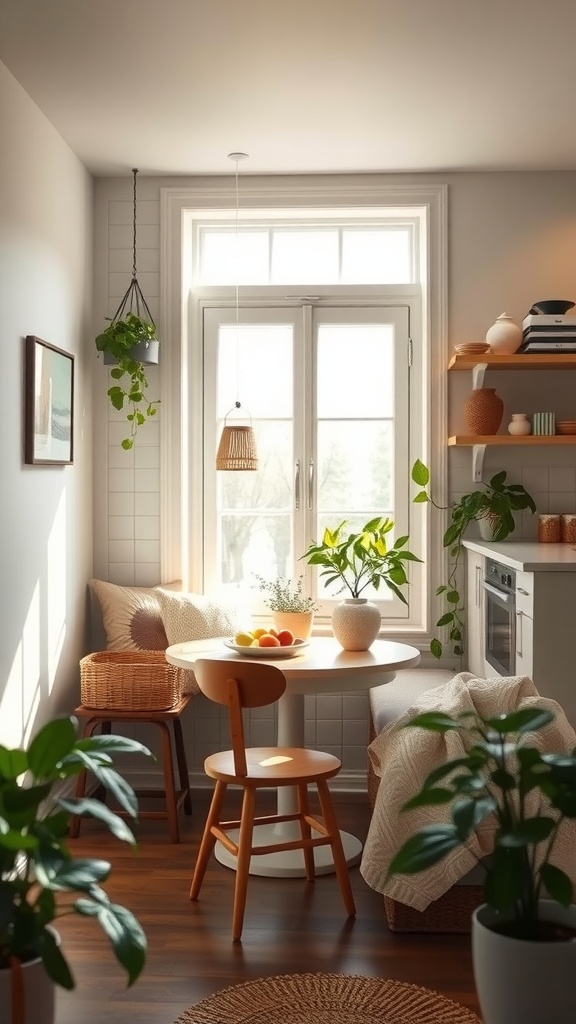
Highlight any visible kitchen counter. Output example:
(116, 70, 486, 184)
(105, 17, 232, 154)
(462, 539, 576, 571)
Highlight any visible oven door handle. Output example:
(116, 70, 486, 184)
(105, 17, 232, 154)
(482, 580, 515, 604)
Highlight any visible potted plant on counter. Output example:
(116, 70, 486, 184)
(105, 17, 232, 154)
(0, 714, 151, 1024)
(411, 460, 536, 660)
(385, 703, 576, 1024)
(253, 574, 318, 639)
(301, 516, 422, 651)
(95, 312, 160, 450)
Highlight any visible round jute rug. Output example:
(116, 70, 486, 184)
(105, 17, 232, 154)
(173, 972, 482, 1023)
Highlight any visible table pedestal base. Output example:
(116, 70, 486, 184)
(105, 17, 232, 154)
(214, 822, 362, 878)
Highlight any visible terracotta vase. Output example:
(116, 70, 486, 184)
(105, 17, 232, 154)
(272, 610, 314, 640)
(464, 388, 504, 435)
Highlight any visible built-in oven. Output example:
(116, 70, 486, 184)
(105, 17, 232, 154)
(482, 557, 516, 676)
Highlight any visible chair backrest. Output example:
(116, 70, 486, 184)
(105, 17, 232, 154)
(193, 659, 287, 776)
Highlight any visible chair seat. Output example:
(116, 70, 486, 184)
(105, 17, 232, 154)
(205, 746, 341, 784)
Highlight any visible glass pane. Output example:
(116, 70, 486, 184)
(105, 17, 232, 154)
(220, 512, 292, 586)
(317, 421, 393, 513)
(342, 229, 412, 283)
(201, 231, 269, 284)
(217, 325, 293, 417)
(271, 231, 338, 283)
(317, 325, 394, 418)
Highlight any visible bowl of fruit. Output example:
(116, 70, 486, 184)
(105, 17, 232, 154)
(224, 628, 309, 658)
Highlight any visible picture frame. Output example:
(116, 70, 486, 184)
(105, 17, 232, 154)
(25, 335, 74, 465)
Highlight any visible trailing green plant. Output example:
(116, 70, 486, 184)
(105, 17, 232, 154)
(95, 312, 160, 450)
(385, 704, 576, 940)
(253, 574, 318, 613)
(0, 715, 152, 989)
(301, 516, 422, 602)
(412, 459, 536, 660)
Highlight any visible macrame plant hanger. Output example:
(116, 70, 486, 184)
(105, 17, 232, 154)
(215, 153, 258, 471)
(109, 168, 158, 360)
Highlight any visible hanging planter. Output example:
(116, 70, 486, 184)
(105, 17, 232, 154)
(94, 168, 160, 450)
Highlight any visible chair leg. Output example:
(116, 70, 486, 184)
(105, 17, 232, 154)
(297, 783, 315, 881)
(232, 787, 256, 942)
(190, 781, 227, 900)
(173, 715, 192, 815)
(158, 721, 179, 843)
(316, 780, 356, 917)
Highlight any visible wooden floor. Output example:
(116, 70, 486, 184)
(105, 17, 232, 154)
(56, 789, 481, 1023)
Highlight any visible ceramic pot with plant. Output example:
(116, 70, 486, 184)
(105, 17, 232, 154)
(0, 715, 151, 1024)
(95, 312, 160, 450)
(411, 460, 536, 660)
(385, 704, 576, 1024)
(253, 574, 318, 639)
(301, 517, 422, 651)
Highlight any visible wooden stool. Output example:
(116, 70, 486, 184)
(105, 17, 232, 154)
(70, 694, 193, 843)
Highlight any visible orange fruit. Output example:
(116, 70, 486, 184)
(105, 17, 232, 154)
(258, 634, 281, 647)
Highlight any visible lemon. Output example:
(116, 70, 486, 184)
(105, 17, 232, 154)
(234, 631, 255, 646)
(251, 628, 268, 639)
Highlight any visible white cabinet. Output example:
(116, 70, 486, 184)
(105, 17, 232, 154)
(515, 570, 576, 727)
(465, 548, 485, 677)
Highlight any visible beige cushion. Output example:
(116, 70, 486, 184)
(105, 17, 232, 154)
(90, 579, 179, 651)
(156, 589, 239, 645)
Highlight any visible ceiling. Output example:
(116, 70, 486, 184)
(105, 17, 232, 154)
(2, 0, 576, 178)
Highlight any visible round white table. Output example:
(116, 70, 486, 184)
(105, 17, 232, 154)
(166, 636, 421, 878)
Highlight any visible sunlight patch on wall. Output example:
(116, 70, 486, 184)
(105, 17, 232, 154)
(0, 583, 41, 748)
(47, 492, 67, 692)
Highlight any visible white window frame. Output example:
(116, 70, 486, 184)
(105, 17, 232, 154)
(160, 181, 448, 654)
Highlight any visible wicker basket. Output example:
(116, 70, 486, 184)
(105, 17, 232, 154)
(80, 651, 182, 711)
(383, 886, 483, 934)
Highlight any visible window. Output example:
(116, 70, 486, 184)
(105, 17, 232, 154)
(161, 184, 447, 647)
(202, 303, 413, 619)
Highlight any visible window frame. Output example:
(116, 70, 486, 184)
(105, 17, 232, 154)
(160, 181, 448, 655)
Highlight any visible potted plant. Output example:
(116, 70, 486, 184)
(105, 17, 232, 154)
(386, 704, 576, 1024)
(253, 574, 318, 639)
(95, 312, 160, 450)
(301, 516, 422, 651)
(0, 714, 151, 1024)
(412, 460, 536, 660)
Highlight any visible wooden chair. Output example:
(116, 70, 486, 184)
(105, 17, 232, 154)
(190, 658, 356, 940)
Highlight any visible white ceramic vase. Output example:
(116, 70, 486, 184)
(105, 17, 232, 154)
(472, 901, 576, 1024)
(331, 598, 381, 651)
(0, 931, 58, 1024)
(485, 313, 522, 354)
(507, 412, 531, 435)
(272, 610, 314, 640)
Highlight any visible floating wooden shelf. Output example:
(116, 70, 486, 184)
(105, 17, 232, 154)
(449, 353, 576, 371)
(449, 435, 576, 446)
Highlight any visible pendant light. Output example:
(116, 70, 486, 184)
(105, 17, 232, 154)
(215, 153, 258, 471)
(109, 168, 159, 364)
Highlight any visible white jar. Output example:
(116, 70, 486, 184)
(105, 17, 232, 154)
(486, 313, 522, 354)
(507, 413, 531, 436)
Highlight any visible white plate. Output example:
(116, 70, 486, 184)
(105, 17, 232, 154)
(223, 638, 310, 658)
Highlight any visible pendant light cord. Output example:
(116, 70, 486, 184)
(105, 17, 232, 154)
(234, 157, 240, 405)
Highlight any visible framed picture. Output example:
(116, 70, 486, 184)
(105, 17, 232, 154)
(25, 336, 74, 465)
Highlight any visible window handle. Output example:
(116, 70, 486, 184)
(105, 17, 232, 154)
(294, 460, 300, 511)
(308, 459, 314, 510)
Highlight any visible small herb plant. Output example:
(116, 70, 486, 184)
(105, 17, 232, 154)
(386, 705, 576, 940)
(412, 460, 536, 659)
(253, 574, 318, 613)
(0, 715, 151, 990)
(301, 516, 422, 602)
(95, 312, 160, 450)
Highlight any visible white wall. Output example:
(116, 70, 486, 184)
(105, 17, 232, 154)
(0, 60, 93, 746)
(92, 170, 576, 785)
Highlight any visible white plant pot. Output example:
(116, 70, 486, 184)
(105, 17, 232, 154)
(472, 901, 576, 1024)
(0, 930, 58, 1024)
(272, 610, 314, 640)
(331, 598, 381, 651)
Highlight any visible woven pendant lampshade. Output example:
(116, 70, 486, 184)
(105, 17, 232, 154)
(216, 402, 258, 471)
(215, 153, 258, 471)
